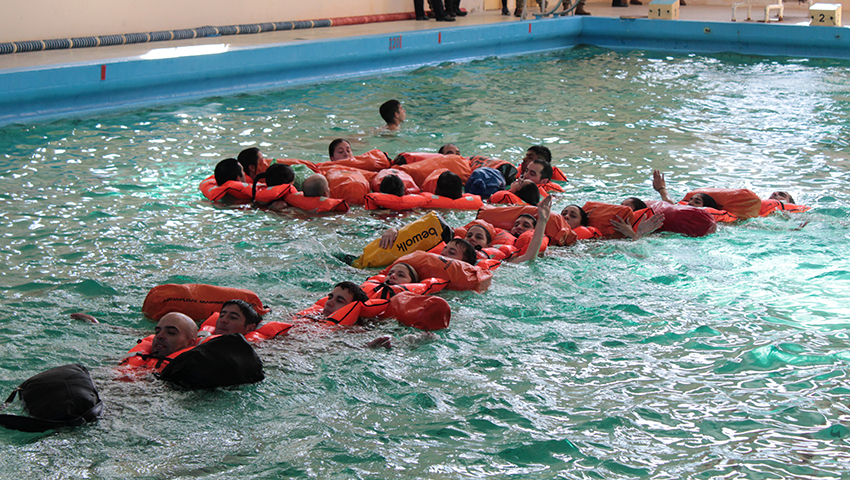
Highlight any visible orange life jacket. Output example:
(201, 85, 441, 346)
(759, 199, 811, 216)
(142, 283, 271, 321)
(476, 205, 577, 246)
(680, 188, 761, 220)
(363, 193, 429, 211)
(397, 154, 473, 187)
(119, 335, 196, 372)
(645, 201, 717, 237)
(199, 313, 293, 341)
(283, 191, 349, 213)
(199, 176, 253, 202)
(420, 193, 484, 210)
(380, 251, 494, 293)
(360, 275, 450, 299)
(370, 168, 421, 194)
(253, 183, 297, 204)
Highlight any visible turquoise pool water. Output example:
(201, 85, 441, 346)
(1, 46, 849, 478)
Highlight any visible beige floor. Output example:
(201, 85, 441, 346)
(0, 2, 828, 71)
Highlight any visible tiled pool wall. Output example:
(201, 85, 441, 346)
(2, 17, 849, 127)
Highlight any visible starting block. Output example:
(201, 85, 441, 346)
(649, 0, 680, 20)
(810, 3, 842, 26)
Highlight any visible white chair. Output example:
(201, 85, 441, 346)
(732, 0, 786, 22)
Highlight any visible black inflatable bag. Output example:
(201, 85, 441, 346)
(158, 333, 264, 389)
(0, 364, 103, 432)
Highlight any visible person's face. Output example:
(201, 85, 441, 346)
(769, 191, 791, 203)
(441, 241, 466, 262)
(386, 265, 413, 286)
(465, 226, 490, 250)
(442, 144, 460, 156)
(510, 178, 534, 194)
(687, 195, 705, 208)
(521, 150, 539, 170)
(237, 164, 246, 183)
(331, 141, 353, 161)
(214, 304, 253, 335)
(151, 315, 195, 358)
(522, 162, 547, 185)
(562, 206, 583, 230)
(323, 286, 354, 318)
(397, 105, 406, 123)
(621, 198, 637, 211)
(511, 217, 535, 237)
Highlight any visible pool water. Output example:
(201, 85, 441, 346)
(1, 45, 849, 478)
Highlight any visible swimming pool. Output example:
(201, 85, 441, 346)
(1, 45, 849, 478)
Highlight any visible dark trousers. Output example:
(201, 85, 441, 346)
(414, 0, 447, 18)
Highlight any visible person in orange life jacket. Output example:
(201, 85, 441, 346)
(252, 163, 295, 210)
(213, 299, 262, 336)
(561, 205, 589, 230)
(653, 169, 719, 208)
(329, 138, 354, 161)
(435, 171, 464, 199)
(439, 143, 461, 156)
(303, 174, 330, 197)
(237, 147, 264, 180)
(519, 145, 552, 173)
(151, 313, 199, 358)
(385, 263, 420, 286)
(523, 158, 553, 187)
(769, 191, 795, 204)
(380, 174, 406, 196)
(323, 281, 370, 318)
(470, 196, 552, 263)
(380, 100, 406, 131)
(215, 158, 246, 186)
(507, 179, 541, 205)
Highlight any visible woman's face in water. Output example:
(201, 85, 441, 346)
(441, 241, 467, 262)
(562, 206, 583, 230)
(769, 191, 792, 203)
(385, 265, 412, 286)
(330, 141, 353, 161)
(687, 194, 706, 208)
(464, 226, 490, 250)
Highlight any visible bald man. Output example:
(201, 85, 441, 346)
(150, 312, 199, 358)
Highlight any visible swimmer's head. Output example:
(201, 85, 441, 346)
(386, 263, 419, 286)
(439, 143, 461, 156)
(522, 159, 552, 185)
(237, 147, 263, 179)
(521, 145, 552, 170)
(561, 205, 589, 230)
(621, 197, 647, 211)
(302, 174, 330, 198)
(465, 224, 493, 250)
(509, 179, 540, 206)
(380, 99, 405, 126)
(435, 171, 464, 200)
(441, 238, 477, 265)
(687, 193, 719, 209)
(214, 158, 245, 186)
(214, 299, 262, 336)
(263, 163, 295, 187)
(151, 312, 198, 358)
(379, 174, 405, 197)
(511, 213, 537, 237)
(323, 281, 368, 318)
(769, 191, 795, 204)
(329, 139, 353, 161)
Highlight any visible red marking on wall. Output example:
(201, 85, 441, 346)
(101, 65, 106, 80)
(389, 35, 402, 50)
(439, 32, 442, 44)
(529, 24, 532, 33)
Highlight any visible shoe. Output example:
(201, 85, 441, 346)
(680, 0, 686, 4)
(514, 8, 523, 16)
(502, 7, 510, 14)
(630, 0, 642, 4)
(416, 15, 428, 20)
(454, 8, 467, 16)
(575, 6, 591, 14)
(612, 0, 628, 6)
(436, 16, 456, 21)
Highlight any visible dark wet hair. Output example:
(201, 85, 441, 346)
(252, 163, 295, 199)
(328, 138, 351, 159)
(623, 197, 647, 211)
(435, 171, 464, 200)
(447, 238, 477, 265)
(214, 158, 242, 185)
(380, 99, 401, 124)
(335, 281, 369, 304)
(565, 204, 589, 226)
(379, 174, 405, 197)
(515, 182, 540, 206)
(528, 145, 552, 163)
(237, 148, 261, 175)
(222, 299, 262, 327)
(695, 193, 719, 209)
(530, 158, 553, 181)
(775, 191, 796, 204)
(438, 144, 459, 155)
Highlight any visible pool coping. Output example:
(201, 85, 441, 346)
(2, 16, 849, 127)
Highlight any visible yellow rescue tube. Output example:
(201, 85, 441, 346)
(352, 211, 450, 268)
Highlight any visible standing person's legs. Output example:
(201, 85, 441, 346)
(414, 0, 427, 20)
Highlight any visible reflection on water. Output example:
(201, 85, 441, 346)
(0, 46, 848, 479)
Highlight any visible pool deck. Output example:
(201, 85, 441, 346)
(0, 2, 826, 71)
